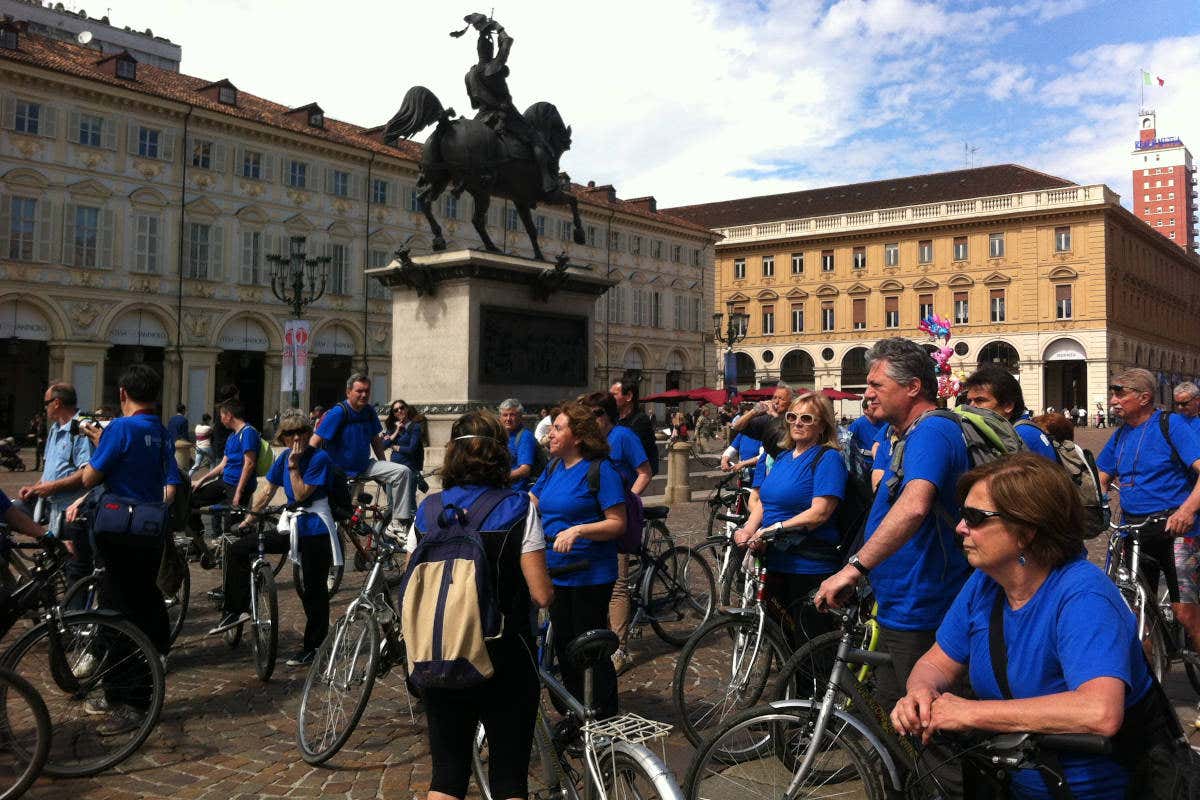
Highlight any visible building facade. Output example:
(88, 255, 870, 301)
(0, 0, 181, 70)
(0, 26, 713, 436)
(1131, 110, 1197, 252)
(667, 165, 1200, 413)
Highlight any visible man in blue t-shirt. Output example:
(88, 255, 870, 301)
(1099, 368, 1200, 684)
(167, 404, 191, 445)
(814, 338, 970, 791)
(846, 401, 886, 456)
(189, 398, 260, 536)
(961, 363, 1058, 462)
(311, 373, 414, 535)
(59, 364, 180, 732)
(500, 398, 538, 491)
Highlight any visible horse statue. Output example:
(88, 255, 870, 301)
(382, 86, 586, 261)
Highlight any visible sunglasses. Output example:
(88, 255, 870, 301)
(1175, 398, 1198, 407)
(961, 506, 1004, 528)
(1108, 385, 1135, 396)
(784, 411, 816, 426)
(279, 429, 307, 437)
(42, 398, 54, 406)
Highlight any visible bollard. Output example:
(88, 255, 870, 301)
(174, 440, 193, 475)
(665, 441, 692, 506)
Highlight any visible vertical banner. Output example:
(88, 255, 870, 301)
(282, 320, 311, 393)
(723, 351, 738, 400)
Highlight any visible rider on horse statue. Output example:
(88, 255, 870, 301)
(456, 13, 560, 195)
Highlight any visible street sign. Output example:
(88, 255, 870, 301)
(282, 320, 310, 392)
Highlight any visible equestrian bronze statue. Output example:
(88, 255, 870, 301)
(383, 13, 586, 261)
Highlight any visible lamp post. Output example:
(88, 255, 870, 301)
(713, 302, 749, 396)
(267, 238, 330, 409)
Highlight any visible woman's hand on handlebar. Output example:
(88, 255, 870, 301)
(891, 686, 942, 743)
(733, 525, 757, 549)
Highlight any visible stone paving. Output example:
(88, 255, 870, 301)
(0, 426, 1197, 798)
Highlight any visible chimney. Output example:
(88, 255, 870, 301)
(584, 183, 617, 203)
(626, 196, 658, 213)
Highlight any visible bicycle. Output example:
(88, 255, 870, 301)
(472, 562, 684, 800)
(211, 504, 289, 681)
(685, 590, 1116, 799)
(296, 529, 413, 765)
(623, 507, 716, 649)
(0, 663, 51, 800)
(1103, 512, 1200, 691)
(671, 524, 805, 748)
(60, 547, 191, 647)
(189, 502, 287, 611)
(0, 531, 166, 777)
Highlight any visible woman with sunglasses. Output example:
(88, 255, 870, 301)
(734, 391, 847, 646)
(384, 400, 428, 509)
(893, 453, 1155, 800)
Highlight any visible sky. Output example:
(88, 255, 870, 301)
(76, 0, 1200, 209)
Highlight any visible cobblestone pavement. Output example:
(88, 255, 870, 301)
(0, 427, 1197, 798)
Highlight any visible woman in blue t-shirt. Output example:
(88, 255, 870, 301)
(892, 453, 1154, 800)
(215, 410, 336, 668)
(408, 410, 552, 800)
(734, 391, 847, 646)
(531, 402, 626, 718)
(382, 399, 427, 509)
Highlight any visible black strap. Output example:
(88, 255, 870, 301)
(1159, 411, 1193, 476)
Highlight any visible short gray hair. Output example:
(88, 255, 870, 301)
(1175, 381, 1199, 399)
(1113, 367, 1155, 398)
(345, 373, 371, 391)
(866, 337, 937, 401)
(499, 398, 523, 413)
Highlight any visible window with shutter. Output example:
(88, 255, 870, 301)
(884, 295, 899, 328)
(328, 242, 350, 295)
(821, 302, 834, 331)
(852, 247, 866, 269)
(791, 304, 804, 332)
(371, 178, 389, 206)
(791, 253, 803, 273)
(1055, 284, 1072, 319)
(919, 293, 933, 320)
(884, 243, 899, 266)
(990, 288, 1005, 322)
(852, 298, 866, 329)
(762, 305, 774, 335)
(733, 258, 745, 279)
(762, 255, 774, 276)
(191, 138, 212, 169)
(331, 170, 350, 197)
(240, 230, 262, 284)
(187, 222, 210, 279)
(953, 290, 969, 324)
(134, 214, 161, 274)
(71, 205, 100, 268)
(8, 197, 35, 261)
(35, 197, 52, 262)
(989, 232, 1005, 258)
(14, 100, 39, 135)
(953, 236, 968, 260)
(918, 240, 933, 263)
(822, 250, 834, 271)
(240, 148, 263, 180)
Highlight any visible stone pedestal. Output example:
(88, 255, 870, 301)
(665, 442, 692, 505)
(366, 249, 617, 454)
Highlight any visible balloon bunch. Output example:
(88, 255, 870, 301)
(919, 313, 962, 399)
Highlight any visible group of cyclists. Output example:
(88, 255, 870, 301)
(5, 334, 1200, 799)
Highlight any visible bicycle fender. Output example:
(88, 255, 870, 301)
(608, 740, 685, 800)
(766, 698, 903, 791)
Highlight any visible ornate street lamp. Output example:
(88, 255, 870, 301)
(267, 238, 330, 409)
(713, 302, 749, 396)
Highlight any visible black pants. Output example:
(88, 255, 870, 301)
(188, 480, 236, 536)
(1130, 536, 1179, 602)
(222, 531, 331, 652)
(425, 635, 540, 799)
(549, 582, 618, 718)
(62, 520, 95, 611)
(765, 571, 836, 651)
(95, 532, 168, 711)
(875, 625, 964, 798)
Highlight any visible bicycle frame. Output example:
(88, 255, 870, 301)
(1104, 517, 1170, 645)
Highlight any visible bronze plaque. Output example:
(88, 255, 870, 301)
(479, 306, 588, 386)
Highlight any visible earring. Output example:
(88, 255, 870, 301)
(1017, 551, 1027, 567)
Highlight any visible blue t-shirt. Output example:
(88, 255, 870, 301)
(531, 458, 624, 587)
(0, 488, 11, 515)
(732, 432, 762, 462)
(387, 422, 424, 472)
(167, 414, 190, 443)
(1014, 419, 1058, 462)
(414, 485, 529, 537)
(266, 448, 331, 537)
(607, 426, 648, 491)
(867, 413, 971, 630)
(507, 428, 538, 491)
(847, 415, 885, 454)
(222, 424, 260, 491)
(89, 412, 182, 504)
(938, 559, 1152, 800)
(1097, 411, 1200, 535)
(872, 424, 892, 471)
(753, 446, 847, 574)
(315, 402, 382, 477)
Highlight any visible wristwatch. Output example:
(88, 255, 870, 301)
(847, 554, 870, 577)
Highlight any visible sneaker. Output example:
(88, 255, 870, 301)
(72, 652, 98, 679)
(286, 649, 316, 667)
(82, 694, 109, 715)
(207, 611, 250, 636)
(97, 704, 142, 737)
(387, 518, 412, 537)
(611, 648, 634, 676)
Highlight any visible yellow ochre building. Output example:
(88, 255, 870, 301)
(666, 164, 1200, 412)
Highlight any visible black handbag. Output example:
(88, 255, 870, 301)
(91, 490, 172, 540)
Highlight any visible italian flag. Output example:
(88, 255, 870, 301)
(1143, 70, 1165, 87)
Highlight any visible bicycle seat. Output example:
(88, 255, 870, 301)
(356, 493, 373, 505)
(565, 629, 619, 670)
(643, 505, 669, 521)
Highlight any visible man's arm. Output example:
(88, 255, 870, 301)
(233, 451, 256, 506)
(1166, 461, 1200, 535)
(194, 456, 228, 487)
(371, 435, 386, 462)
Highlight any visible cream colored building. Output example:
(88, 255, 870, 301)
(667, 165, 1200, 412)
(0, 24, 713, 435)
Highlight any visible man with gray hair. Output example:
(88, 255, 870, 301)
(1175, 381, 1200, 432)
(499, 398, 538, 490)
(311, 373, 414, 534)
(815, 337, 971, 790)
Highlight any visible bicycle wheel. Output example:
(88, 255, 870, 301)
(600, 742, 683, 800)
(251, 564, 278, 682)
(60, 575, 99, 612)
(717, 546, 750, 608)
(646, 546, 716, 646)
(672, 612, 791, 748)
(1120, 580, 1168, 683)
(0, 665, 51, 800)
(685, 703, 884, 800)
(471, 714, 558, 800)
(642, 520, 674, 561)
(293, 555, 344, 600)
(296, 610, 379, 765)
(165, 566, 190, 646)
(1, 610, 165, 777)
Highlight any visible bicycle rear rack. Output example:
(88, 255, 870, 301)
(583, 713, 671, 745)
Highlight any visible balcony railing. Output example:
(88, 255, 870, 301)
(715, 185, 1117, 245)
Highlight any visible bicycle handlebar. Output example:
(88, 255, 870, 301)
(548, 561, 590, 579)
(1036, 733, 1112, 755)
(1108, 513, 1172, 532)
